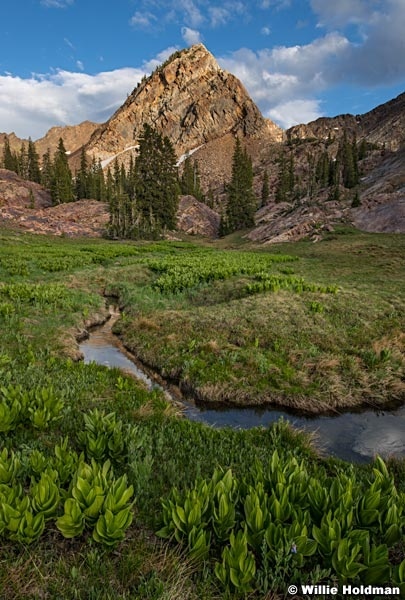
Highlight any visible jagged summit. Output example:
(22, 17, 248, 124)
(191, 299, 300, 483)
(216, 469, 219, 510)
(85, 44, 282, 162)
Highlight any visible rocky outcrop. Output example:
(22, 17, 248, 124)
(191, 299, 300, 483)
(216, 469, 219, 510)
(351, 147, 405, 232)
(177, 195, 220, 237)
(0, 168, 52, 209)
(85, 44, 282, 163)
(248, 201, 346, 245)
(0, 198, 109, 237)
(0, 169, 108, 236)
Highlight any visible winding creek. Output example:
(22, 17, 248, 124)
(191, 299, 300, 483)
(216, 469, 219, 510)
(79, 310, 405, 464)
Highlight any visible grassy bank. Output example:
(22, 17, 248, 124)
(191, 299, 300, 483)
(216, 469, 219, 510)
(108, 228, 405, 413)
(0, 227, 404, 599)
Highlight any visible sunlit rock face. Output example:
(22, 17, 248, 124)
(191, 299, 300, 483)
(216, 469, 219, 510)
(84, 44, 282, 162)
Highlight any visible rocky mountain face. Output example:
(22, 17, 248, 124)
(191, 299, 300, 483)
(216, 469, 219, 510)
(287, 91, 405, 152)
(35, 121, 99, 158)
(0, 121, 99, 162)
(84, 44, 282, 165)
(246, 91, 405, 243)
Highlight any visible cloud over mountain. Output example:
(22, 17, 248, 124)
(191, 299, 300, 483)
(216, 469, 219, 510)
(0, 68, 145, 139)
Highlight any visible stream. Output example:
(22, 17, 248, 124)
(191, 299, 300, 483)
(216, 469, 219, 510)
(79, 311, 405, 464)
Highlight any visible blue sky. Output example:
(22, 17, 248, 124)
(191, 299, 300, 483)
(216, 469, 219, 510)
(1, 0, 404, 139)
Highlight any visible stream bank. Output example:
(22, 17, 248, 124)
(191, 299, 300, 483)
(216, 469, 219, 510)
(79, 309, 405, 464)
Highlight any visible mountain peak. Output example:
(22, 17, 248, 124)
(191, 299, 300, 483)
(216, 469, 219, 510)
(85, 44, 282, 161)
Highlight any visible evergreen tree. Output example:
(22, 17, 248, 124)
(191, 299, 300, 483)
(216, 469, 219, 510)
(339, 130, 359, 189)
(261, 170, 270, 207)
(75, 147, 89, 199)
(94, 159, 106, 201)
(51, 138, 74, 204)
(17, 144, 28, 179)
(135, 123, 179, 232)
(315, 151, 330, 188)
(2, 138, 17, 172)
(180, 156, 204, 201)
(358, 138, 368, 160)
(27, 139, 41, 183)
(275, 151, 295, 203)
(351, 190, 361, 207)
(41, 149, 53, 190)
(105, 167, 114, 204)
(223, 138, 256, 233)
(327, 156, 341, 201)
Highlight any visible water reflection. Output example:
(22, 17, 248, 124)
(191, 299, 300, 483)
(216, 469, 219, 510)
(80, 321, 405, 464)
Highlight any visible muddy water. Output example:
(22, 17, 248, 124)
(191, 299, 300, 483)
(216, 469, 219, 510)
(79, 313, 405, 463)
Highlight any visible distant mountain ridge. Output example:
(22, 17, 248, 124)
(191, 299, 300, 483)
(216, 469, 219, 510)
(287, 91, 405, 152)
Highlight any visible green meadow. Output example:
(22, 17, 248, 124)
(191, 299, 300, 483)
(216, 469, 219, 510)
(0, 226, 404, 599)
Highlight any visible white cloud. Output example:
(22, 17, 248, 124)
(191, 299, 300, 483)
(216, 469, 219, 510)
(143, 47, 180, 71)
(63, 37, 75, 50)
(40, 0, 73, 7)
(218, 0, 405, 129)
(310, 0, 405, 85)
(208, 6, 230, 27)
(178, 0, 205, 27)
(218, 32, 349, 120)
(181, 27, 203, 45)
(76, 60, 84, 71)
(261, 26, 271, 35)
(310, 0, 381, 27)
(130, 11, 158, 28)
(130, 1, 249, 30)
(258, 0, 291, 9)
(0, 67, 146, 139)
(267, 99, 322, 128)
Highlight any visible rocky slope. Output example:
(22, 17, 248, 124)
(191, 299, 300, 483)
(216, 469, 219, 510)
(0, 170, 219, 238)
(0, 121, 99, 162)
(84, 44, 282, 166)
(246, 92, 405, 243)
(35, 121, 99, 158)
(287, 91, 405, 151)
(0, 169, 108, 236)
(177, 195, 220, 237)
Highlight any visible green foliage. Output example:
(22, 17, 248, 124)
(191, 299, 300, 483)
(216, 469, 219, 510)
(108, 123, 180, 239)
(214, 528, 256, 593)
(56, 498, 85, 538)
(158, 453, 405, 595)
(338, 130, 359, 189)
(0, 227, 404, 598)
(78, 409, 128, 462)
(222, 138, 256, 234)
(29, 387, 65, 429)
(51, 138, 74, 204)
(275, 150, 295, 203)
(0, 449, 21, 484)
(245, 273, 339, 296)
(58, 460, 134, 547)
(136, 123, 179, 230)
(148, 250, 297, 294)
(0, 384, 64, 431)
(180, 156, 204, 201)
(31, 469, 61, 520)
(261, 170, 270, 206)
